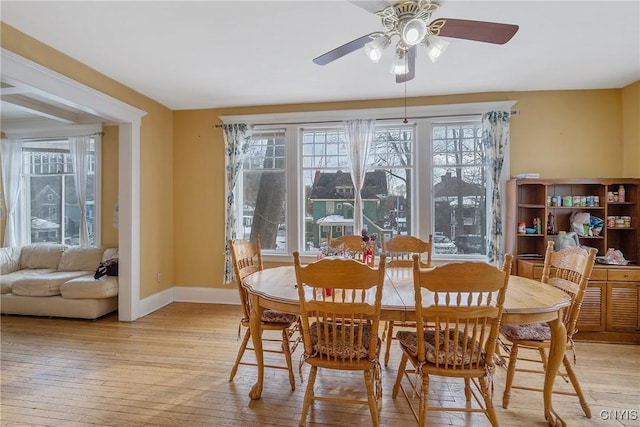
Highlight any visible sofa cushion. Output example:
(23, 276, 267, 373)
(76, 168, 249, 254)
(20, 244, 66, 269)
(60, 275, 119, 299)
(11, 271, 89, 297)
(58, 246, 105, 271)
(0, 247, 22, 274)
(0, 269, 57, 294)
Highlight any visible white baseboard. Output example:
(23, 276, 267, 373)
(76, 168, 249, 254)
(137, 286, 240, 319)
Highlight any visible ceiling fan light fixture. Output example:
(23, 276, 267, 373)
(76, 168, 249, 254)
(421, 35, 450, 63)
(390, 47, 409, 75)
(401, 18, 428, 46)
(364, 35, 391, 63)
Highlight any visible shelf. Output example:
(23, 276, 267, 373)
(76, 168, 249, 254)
(507, 178, 639, 276)
(518, 204, 545, 208)
(548, 206, 605, 210)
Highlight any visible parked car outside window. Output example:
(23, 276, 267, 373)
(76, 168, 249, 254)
(455, 234, 486, 255)
(433, 233, 458, 254)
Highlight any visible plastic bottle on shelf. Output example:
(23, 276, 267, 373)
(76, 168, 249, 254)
(547, 212, 557, 235)
(618, 185, 625, 203)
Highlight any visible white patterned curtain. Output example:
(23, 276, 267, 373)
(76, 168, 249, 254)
(223, 123, 251, 283)
(69, 135, 93, 246)
(344, 119, 376, 235)
(1, 138, 24, 247)
(482, 111, 511, 265)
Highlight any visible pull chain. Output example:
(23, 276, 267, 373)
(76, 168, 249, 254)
(403, 51, 408, 124)
(403, 77, 408, 124)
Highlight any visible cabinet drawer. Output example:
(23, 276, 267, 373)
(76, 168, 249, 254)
(608, 270, 640, 282)
(589, 268, 608, 281)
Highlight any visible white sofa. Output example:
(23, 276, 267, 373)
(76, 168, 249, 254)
(0, 244, 118, 319)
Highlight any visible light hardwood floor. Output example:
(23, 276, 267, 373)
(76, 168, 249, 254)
(1, 303, 639, 426)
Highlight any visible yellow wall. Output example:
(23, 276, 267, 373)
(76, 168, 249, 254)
(622, 81, 640, 177)
(1, 23, 175, 299)
(173, 88, 633, 288)
(101, 125, 119, 247)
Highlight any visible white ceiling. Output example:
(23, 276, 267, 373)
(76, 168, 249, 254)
(1, 0, 639, 123)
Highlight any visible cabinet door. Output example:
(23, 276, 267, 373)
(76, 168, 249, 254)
(606, 282, 640, 332)
(577, 282, 606, 332)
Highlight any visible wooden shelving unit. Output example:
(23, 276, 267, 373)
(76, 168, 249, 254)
(507, 178, 640, 343)
(506, 178, 639, 268)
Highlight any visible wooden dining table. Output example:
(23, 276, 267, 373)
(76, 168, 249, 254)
(243, 265, 572, 427)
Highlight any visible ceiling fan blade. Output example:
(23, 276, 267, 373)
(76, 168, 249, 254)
(348, 1, 392, 14)
(430, 18, 519, 44)
(396, 45, 416, 83)
(313, 33, 376, 65)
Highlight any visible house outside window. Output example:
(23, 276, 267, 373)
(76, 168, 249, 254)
(228, 103, 511, 259)
(22, 139, 97, 245)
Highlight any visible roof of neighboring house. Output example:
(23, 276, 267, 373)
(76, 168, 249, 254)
(309, 170, 388, 200)
(316, 214, 353, 226)
(33, 184, 61, 203)
(433, 172, 485, 198)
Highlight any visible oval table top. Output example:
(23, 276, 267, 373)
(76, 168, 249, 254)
(243, 265, 571, 324)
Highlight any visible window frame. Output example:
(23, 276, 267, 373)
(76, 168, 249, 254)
(18, 133, 102, 247)
(223, 101, 514, 263)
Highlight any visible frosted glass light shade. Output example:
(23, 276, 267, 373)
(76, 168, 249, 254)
(421, 35, 450, 63)
(390, 48, 409, 75)
(401, 18, 427, 46)
(364, 35, 391, 63)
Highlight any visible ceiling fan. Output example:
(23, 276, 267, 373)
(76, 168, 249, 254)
(313, 0, 519, 83)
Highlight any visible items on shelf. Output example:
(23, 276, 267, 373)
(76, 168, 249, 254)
(595, 247, 628, 265)
(532, 217, 541, 234)
(553, 231, 579, 250)
(608, 215, 632, 228)
(548, 195, 600, 207)
(547, 212, 557, 235)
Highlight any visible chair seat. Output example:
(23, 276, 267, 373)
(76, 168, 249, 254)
(261, 309, 298, 324)
(500, 322, 551, 342)
(397, 329, 482, 365)
(310, 321, 380, 359)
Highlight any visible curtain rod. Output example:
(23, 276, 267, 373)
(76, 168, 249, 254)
(213, 110, 520, 128)
(22, 132, 105, 142)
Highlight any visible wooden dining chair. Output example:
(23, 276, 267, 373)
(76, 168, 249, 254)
(228, 237, 299, 390)
(392, 254, 513, 427)
(293, 252, 387, 427)
(380, 234, 433, 366)
(499, 240, 597, 418)
(327, 233, 376, 266)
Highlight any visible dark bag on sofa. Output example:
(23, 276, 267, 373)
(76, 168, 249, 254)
(94, 258, 119, 279)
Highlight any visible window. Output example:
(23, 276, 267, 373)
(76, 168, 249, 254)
(22, 139, 97, 245)
(239, 129, 286, 252)
(228, 102, 511, 259)
(432, 122, 486, 255)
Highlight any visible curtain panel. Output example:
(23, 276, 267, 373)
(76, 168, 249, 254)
(344, 119, 376, 235)
(1, 138, 24, 247)
(69, 135, 93, 246)
(482, 111, 511, 265)
(223, 123, 251, 284)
